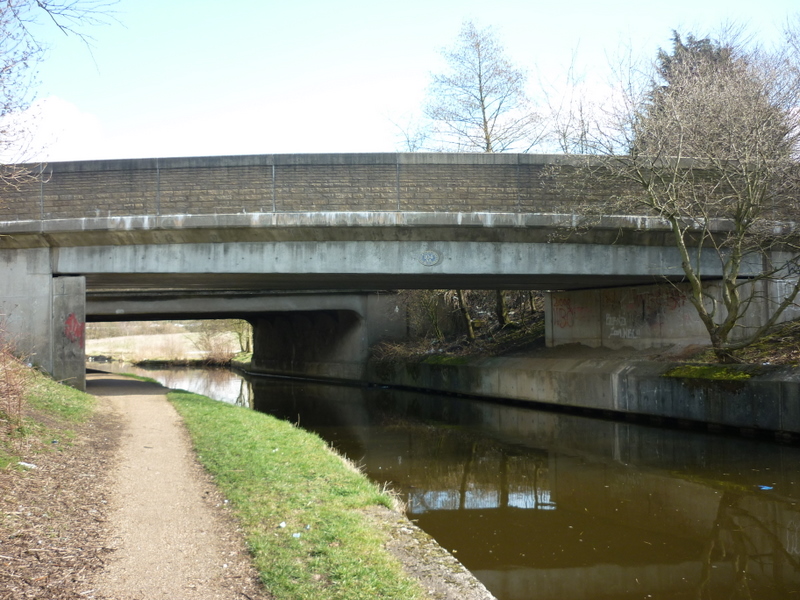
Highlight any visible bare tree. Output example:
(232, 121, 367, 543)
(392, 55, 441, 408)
(422, 21, 545, 153)
(0, 1, 113, 185)
(590, 29, 800, 361)
(540, 51, 596, 154)
(228, 318, 252, 353)
(418, 21, 546, 328)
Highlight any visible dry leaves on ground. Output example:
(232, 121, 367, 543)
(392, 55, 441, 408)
(0, 407, 121, 600)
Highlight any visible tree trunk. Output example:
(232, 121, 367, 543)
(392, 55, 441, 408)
(456, 289, 476, 341)
(423, 294, 445, 342)
(713, 347, 740, 363)
(495, 290, 512, 327)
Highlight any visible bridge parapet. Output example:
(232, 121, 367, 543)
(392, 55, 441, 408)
(0, 153, 631, 222)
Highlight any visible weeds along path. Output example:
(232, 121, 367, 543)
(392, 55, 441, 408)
(86, 374, 269, 600)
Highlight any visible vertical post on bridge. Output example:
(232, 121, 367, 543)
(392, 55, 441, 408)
(51, 276, 87, 391)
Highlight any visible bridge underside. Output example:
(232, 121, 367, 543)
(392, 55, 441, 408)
(82, 272, 687, 295)
(84, 290, 403, 327)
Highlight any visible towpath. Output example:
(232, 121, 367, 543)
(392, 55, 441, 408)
(86, 373, 270, 600)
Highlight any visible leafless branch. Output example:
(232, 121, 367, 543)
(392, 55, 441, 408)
(570, 28, 800, 359)
(420, 21, 547, 153)
(0, 0, 116, 188)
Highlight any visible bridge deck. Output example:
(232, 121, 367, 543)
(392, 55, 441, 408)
(0, 211, 726, 293)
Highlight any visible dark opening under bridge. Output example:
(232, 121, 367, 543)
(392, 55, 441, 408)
(0, 153, 773, 389)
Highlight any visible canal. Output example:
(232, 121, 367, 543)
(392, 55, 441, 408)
(101, 363, 800, 600)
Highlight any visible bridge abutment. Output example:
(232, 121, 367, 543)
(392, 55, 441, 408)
(545, 279, 800, 351)
(0, 249, 86, 389)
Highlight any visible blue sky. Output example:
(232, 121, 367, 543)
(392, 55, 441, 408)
(21, 0, 798, 161)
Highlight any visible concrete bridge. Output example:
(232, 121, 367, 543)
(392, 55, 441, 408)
(0, 153, 775, 389)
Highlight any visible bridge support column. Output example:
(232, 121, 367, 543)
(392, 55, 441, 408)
(51, 276, 86, 390)
(0, 249, 85, 389)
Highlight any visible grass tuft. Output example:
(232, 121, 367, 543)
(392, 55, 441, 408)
(25, 371, 96, 422)
(1, 366, 95, 469)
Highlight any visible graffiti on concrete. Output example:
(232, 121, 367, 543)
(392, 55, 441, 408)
(64, 313, 85, 348)
(602, 286, 690, 339)
(641, 286, 688, 324)
(553, 297, 575, 329)
(553, 284, 693, 343)
(605, 315, 637, 339)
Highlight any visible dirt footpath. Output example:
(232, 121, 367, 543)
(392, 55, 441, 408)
(86, 374, 269, 600)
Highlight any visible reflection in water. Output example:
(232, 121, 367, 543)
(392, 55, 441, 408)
(101, 364, 800, 600)
(94, 363, 252, 407)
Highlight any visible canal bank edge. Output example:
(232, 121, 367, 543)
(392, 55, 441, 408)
(361, 505, 500, 600)
(240, 356, 800, 439)
(364, 356, 800, 438)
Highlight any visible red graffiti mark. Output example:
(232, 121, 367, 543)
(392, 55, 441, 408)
(664, 288, 687, 311)
(553, 297, 575, 329)
(64, 313, 85, 348)
(635, 287, 688, 327)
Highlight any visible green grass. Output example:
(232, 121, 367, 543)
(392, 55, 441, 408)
(168, 391, 426, 600)
(0, 435, 22, 469)
(25, 371, 96, 421)
(232, 351, 253, 365)
(0, 370, 96, 469)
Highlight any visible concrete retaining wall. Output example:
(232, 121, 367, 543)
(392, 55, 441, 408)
(361, 356, 800, 435)
(246, 355, 800, 436)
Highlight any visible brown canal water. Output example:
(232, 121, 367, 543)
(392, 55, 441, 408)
(101, 364, 800, 600)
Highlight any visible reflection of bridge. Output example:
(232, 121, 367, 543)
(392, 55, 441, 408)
(0, 153, 779, 388)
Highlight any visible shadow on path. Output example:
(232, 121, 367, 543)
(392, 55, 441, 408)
(87, 374, 168, 397)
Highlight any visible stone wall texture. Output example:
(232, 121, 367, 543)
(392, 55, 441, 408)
(0, 153, 634, 221)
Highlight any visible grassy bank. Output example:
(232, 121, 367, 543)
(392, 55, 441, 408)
(0, 366, 95, 469)
(168, 390, 427, 600)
